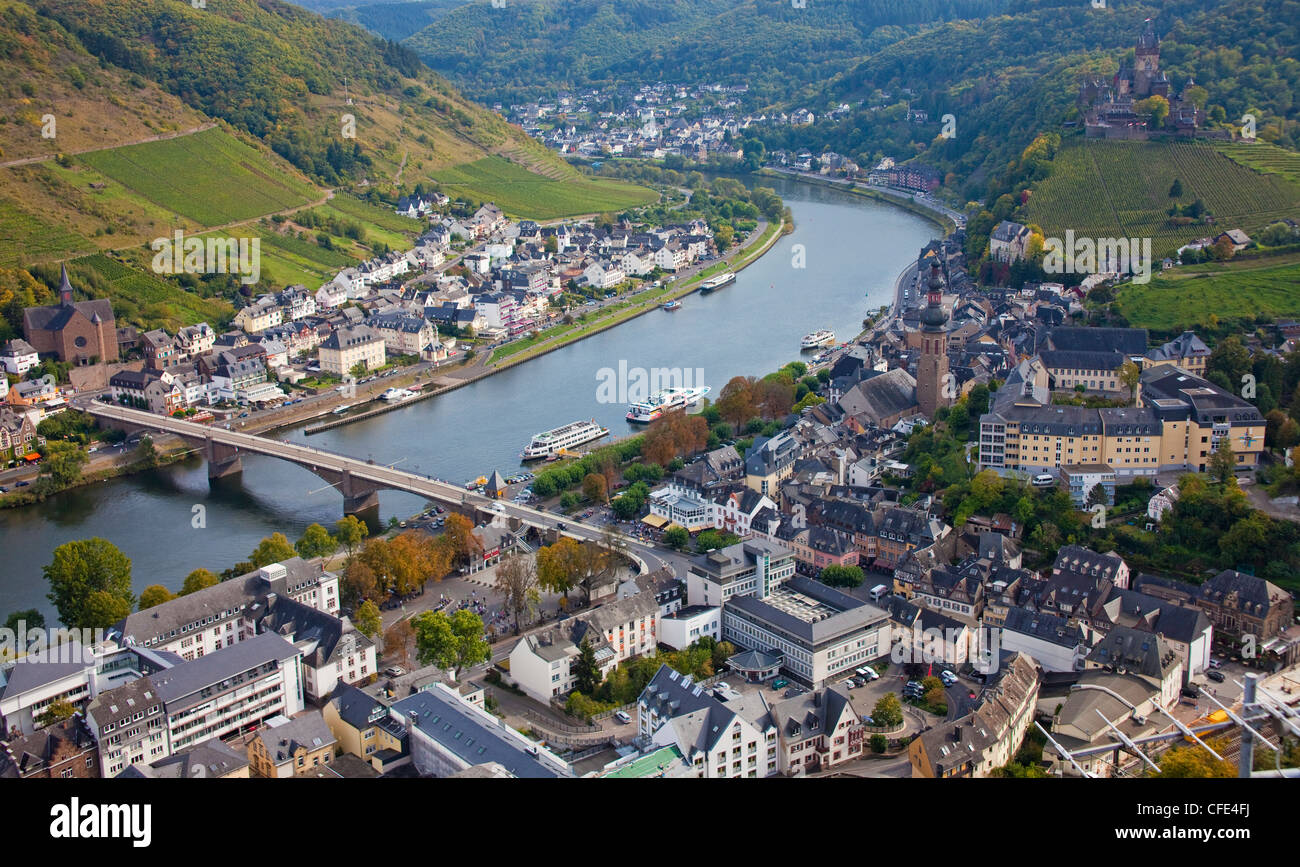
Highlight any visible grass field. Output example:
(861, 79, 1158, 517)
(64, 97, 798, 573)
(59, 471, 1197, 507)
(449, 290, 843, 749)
(433, 156, 657, 219)
(1115, 253, 1300, 332)
(1025, 139, 1300, 258)
(77, 128, 321, 226)
(0, 196, 92, 266)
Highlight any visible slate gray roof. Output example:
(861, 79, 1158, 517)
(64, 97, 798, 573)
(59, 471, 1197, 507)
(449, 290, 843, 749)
(0, 644, 91, 702)
(151, 632, 299, 709)
(393, 687, 568, 778)
(726, 575, 889, 646)
(837, 367, 917, 423)
(118, 737, 249, 778)
(1002, 607, 1086, 648)
(1086, 626, 1180, 680)
(769, 684, 854, 739)
(255, 711, 336, 765)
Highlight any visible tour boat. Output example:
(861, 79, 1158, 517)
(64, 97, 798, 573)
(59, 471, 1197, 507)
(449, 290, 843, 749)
(332, 404, 352, 415)
(380, 387, 416, 402)
(801, 329, 835, 349)
(521, 419, 610, 460)
(662, 299, 682, 311)
(626, 386, 711, 423)
(700, 271, 736, 291)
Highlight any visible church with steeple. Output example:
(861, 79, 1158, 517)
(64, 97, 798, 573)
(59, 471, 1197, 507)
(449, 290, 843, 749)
(915, 260, 951, 419)
(21, 264, 118, 364)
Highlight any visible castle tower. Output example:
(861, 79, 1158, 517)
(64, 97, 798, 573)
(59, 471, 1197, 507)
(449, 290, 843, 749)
(1134, 20, 1160, 95)
(915, 260, 951, 419)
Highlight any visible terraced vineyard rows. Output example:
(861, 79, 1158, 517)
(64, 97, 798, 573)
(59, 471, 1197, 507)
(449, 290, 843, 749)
(1216, 141, 1300, 184)
(1025, 139, 1300, 258)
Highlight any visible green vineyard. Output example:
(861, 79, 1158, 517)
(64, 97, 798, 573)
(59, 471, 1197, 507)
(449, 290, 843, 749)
(1025, 139, 1300, 258)
(433, 156, 657, 220)
(78, 128, 321, 227)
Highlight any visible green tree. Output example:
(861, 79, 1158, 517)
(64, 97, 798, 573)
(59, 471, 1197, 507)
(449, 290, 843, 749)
(138, 584, 175, 610)
(335, 514, 369, 560)
(572, 637, 601, 695)
(36, 440, 88, 493)
(354, 599, 382, 638)
(181, 568, 219, 595)
(663, 525, 689, 551)
(35, 699, 77, 729)
(1085, 483, 1109, 509)
(250, 532, 296, 568)
(1169, 178, 1184, 197)
(295, 523, 336, 560)
(1208, 438, 1237, 486)
(871, 692, 904, 728)
(44, 538, 135, 629)
(819, 564, 865, 588)
(1119, 360, 1142, 405)
(4, 609, 45, 632)
(870, 733, 888, 753)
(412, 608, 488, 676)
(134, 435, 160, 469)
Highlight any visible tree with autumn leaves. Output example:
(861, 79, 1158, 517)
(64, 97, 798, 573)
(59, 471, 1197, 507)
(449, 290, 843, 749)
(642, 408, 709, 465)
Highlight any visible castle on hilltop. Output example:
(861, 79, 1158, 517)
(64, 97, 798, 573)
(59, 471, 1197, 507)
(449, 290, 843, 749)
(1078, 20, 1203, 140)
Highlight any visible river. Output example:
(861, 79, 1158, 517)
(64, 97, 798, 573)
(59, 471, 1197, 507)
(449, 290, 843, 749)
(0, 176, 939, 621)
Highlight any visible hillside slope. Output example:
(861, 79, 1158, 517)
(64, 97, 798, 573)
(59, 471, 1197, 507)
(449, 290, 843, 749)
(403, 0, 1013, 108)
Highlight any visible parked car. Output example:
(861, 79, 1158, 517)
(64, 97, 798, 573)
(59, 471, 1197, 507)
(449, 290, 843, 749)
(614, 711, 632, 724)
(771, 678, 789, 690)
(384, 666, 407, 677)
(1206, 669, 1226, 683)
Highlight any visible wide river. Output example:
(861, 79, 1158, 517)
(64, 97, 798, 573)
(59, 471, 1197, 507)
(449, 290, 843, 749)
(0, 176, 938, 621)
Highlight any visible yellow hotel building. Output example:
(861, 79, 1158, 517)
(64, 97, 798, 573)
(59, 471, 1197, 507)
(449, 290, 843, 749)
(979, 365, 1265, 478)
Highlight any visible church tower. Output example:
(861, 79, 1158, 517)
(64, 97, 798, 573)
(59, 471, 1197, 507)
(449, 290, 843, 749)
(916, 260, 951, 419)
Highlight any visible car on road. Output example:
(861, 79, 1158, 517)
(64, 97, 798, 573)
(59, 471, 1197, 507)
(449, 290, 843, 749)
(384, 666, 407, 677)
(940, 670, 958, 686)
(1206, 669, 1226, 683)
(15, 480, 30, 488)
(614, 711, 632, 724)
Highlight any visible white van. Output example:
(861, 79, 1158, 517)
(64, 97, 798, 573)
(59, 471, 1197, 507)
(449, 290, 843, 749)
(868, 584, 888, 602)
(1031, 473, 1056, 488)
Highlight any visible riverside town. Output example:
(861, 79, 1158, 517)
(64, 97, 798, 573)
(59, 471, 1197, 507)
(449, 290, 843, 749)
(0, 0, 1295, 848)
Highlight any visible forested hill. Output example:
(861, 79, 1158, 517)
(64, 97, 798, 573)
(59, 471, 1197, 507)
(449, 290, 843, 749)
(757, 0, 1300, 200)
(330, 0, 469, 42)
(20, 0, 567, 186)
(401, 0, 1015, 108)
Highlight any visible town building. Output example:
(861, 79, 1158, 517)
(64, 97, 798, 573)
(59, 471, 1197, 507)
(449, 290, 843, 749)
(908, 652, 1040, 778)
(318, 324, 386, 376)
(637, 665, 778, 778)
(248, 711, 337, 778)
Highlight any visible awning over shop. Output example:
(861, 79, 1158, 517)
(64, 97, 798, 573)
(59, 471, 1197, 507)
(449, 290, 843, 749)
(641, 514, 669, 528)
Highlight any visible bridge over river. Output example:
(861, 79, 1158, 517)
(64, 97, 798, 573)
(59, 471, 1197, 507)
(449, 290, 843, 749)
(86, 403, 657, 572)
